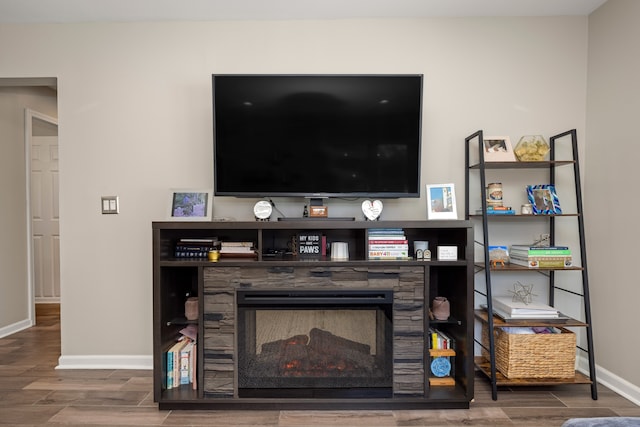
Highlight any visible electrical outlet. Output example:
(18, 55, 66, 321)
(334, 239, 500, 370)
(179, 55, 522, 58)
(101, 196, 119, 214)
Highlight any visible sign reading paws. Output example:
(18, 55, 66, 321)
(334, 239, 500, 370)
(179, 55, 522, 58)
(361, 200, 383, 221)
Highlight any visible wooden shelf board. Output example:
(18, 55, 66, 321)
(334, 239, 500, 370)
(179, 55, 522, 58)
(473, 262, 583, 272)
(430, 348, 456, 357)
(468, 160, 575, 169)
(429, 377, 456, 386)
(474, 309, 588, 328)
(469, 213, 580, 218)
(474, 356, 592, 386)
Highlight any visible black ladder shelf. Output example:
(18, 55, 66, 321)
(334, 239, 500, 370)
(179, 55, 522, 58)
(464, 129, 597, 401)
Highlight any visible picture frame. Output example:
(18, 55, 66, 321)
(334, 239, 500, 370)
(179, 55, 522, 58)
(526, 184, 562, 214)
(426, 183, 458, 220)
(168, 189, 213, 221)
(483, 136, 516, 162)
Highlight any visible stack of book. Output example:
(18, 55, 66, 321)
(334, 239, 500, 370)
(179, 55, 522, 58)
(165, 324, 197, 390)
(509, 244, 572, 268)
(429, 327, 456, 350)
(491, 296, 559, 320)
(219, 241, 256, 258)
(367, 228, 409, 260)
(174, 238, 218, 258)
(475, 206, 516, 215)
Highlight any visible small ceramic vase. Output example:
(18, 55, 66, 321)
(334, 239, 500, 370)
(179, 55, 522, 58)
(185, 297, 199, 321)
(432, 297, 450, 320)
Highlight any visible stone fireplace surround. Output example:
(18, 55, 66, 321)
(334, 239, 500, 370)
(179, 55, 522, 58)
(235, 289, 393, 397)
(203, 265, 426, 400)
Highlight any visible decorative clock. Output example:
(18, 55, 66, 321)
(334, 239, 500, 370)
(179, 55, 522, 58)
(253, 200, 272, 221)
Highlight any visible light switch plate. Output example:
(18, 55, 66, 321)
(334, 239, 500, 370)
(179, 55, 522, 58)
(101, 196, 119, 214)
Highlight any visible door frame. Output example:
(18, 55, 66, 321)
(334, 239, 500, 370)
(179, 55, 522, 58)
(25, 108, 59, 324)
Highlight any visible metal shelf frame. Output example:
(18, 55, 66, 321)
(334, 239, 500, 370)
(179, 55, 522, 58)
(465, 129, 597, 401)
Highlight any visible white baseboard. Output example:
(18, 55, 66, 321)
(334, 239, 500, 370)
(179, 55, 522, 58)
(0, 318, 33, 339)
(577, 355, 640, 406)
(56, 355, 152, 370)
(35, 297, 60, 304)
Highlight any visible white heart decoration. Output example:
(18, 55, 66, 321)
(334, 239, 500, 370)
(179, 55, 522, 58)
(362, 199, 383, 221)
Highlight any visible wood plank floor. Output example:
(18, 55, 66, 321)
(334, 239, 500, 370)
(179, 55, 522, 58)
(1, 304, 638, 426)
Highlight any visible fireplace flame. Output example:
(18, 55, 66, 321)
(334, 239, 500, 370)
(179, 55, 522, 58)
(257, 328, 376, 378)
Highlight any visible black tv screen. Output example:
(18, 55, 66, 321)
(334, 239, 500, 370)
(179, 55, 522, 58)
(213, 74, 423, 198)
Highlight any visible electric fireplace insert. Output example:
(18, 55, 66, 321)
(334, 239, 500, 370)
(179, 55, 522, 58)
(236, 290, 393, 398)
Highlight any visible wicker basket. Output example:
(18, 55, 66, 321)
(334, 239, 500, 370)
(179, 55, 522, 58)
(481, 325, 576, 378)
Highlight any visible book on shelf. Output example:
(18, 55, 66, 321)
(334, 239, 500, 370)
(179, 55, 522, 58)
(369, 249, 409, 258)
(174, 250, 210, 258)
(368, 235, 407, 241)
(510, 244, 569, 250)
(368, 228, 405, 235)
(178, 238, 218, 244)
(476, 206, 516, 215)
(190, 343, 197, 390)
(368, 239, 409, 244)
(165, 345, 173, 389)
(179, 341, 194, 385)
(486, 305, 569, 322)
(166, 338, 189, 389)
(509, 256, 572, 268)
(428, 327, 455, 350)
(220, 242, 255, 255)
(492, 296, 558, 317)
(368, 244, 409, 251)
(220, 241, 253, 247)
(476, 209, 516, 215)
(510, 245, 571, 257)
(165, 325, 198, 390)
(175, 238, 219, 258)
(219, 246, 255, 253)
(176, 244, 216, 251)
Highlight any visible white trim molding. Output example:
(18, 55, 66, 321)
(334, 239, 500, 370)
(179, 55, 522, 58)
(56, 355, 152, 370)
(0, 318, 34, 339)
(577, 355, 640, 406)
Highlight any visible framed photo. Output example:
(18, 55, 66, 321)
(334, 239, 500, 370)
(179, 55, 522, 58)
(526, 185, 562, 214)
(168, 189, 213, 221)
(426, 183, 458, 220)
(483, 136, 516, 162)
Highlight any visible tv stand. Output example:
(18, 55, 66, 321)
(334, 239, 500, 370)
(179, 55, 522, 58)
(152, 219, 473, 410)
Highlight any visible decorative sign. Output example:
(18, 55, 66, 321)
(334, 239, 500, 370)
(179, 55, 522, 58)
(437, 246, 458, 261)
(362, 199, 383, 221)
(309, 205, 328, 217)
(297, 232, 322, 258)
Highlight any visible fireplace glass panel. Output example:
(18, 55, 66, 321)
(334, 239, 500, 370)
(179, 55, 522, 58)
(237, 290, 393, 398)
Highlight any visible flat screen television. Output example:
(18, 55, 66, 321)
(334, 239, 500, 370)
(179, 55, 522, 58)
(212, 74, 423, 199)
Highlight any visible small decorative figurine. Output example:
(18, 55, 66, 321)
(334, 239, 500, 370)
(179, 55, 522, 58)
(361, 199, 383, 221)
(509, 281, 537, 305)
(490, 258, 505, 268)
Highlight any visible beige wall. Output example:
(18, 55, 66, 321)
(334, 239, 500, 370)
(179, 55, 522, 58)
(0, 86, 57, 334)
(587, 0, 640, 396)
(6, 14, 626, 389)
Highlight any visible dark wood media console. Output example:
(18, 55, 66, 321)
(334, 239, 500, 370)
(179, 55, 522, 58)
(153, 220, 474, 409)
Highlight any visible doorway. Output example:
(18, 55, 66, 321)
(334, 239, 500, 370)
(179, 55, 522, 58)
(0, 79, 57, 335)
(26, 109, 60, 309)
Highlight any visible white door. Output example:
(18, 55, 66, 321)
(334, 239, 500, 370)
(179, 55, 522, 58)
(30, 115, 60, 302)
